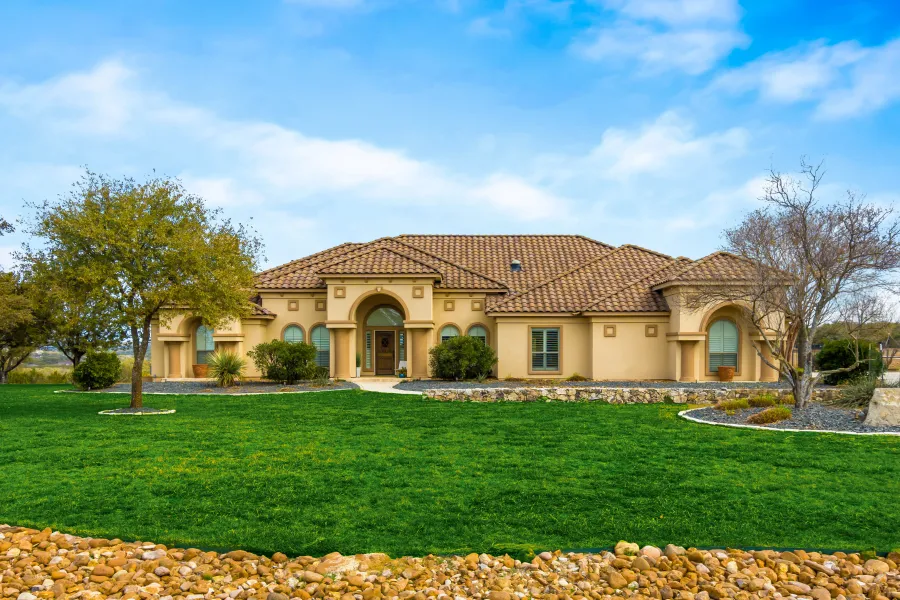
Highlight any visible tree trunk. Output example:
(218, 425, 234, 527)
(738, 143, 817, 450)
(793, 374, 813, 410)
(72, 352, 84, 367)
(0, 370, 7, 384)
(131, 357, 143, 409)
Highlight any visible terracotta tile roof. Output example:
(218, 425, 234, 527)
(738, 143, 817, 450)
(651, 251, 762, 287)
(319, 246, 440, 276)
(253, 236, 765, 313)
(249, 303, 276, 317)
(488, 245, 677, 313)
(396, 234, 614, 292)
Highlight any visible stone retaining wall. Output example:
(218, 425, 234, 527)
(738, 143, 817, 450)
(424, 386, 841, 404)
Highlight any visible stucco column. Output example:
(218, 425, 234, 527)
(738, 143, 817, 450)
(759, 342, 779, 382)
(680, 341, 696, 382)
(410, 329, 430, 378)
(334, 328, 351, 379)
(167, 342, 182, 379)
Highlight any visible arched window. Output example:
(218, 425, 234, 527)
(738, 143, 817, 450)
(311, 325, 330, 368)
(467, 325, 488, 345)
(366, 306, 404, 326)
(440, 325, 460, 343)
(196, 325, 215, 364)
(283, 325, 304, 344)
(708, 319, 738, 371)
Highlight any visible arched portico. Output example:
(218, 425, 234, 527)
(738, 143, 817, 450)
(353, 293, 409, 376)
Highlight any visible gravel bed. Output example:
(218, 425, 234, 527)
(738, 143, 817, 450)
(397, 379, 790, 391)
(688, 403, 900, 433)
(3, 524, 898, 600)
(91, 380, 359, 395)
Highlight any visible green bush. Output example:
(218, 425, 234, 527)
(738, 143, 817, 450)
(429, 336, 497, 381)
(207, 351, 246, 387)
(248, 340, 318, 384)
(748, 395, 778, 408)
(816, 340, 884, 385)
(566, 372, 589, 382)
(8, 368, 72, 384)
(747, 405, 792, 425)
(73, 352, 121, 390)
(833, 376, 889, 408)
(714, 398, 750, 411)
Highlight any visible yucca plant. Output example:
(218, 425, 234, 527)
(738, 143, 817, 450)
(207, 351, 246, 388)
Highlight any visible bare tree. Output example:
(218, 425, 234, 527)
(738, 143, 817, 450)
(685, 160, 900, 408)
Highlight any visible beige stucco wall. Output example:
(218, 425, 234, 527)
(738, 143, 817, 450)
(149, 280, 780, 383)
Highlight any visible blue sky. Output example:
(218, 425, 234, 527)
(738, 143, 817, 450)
(1, 0, 899, 269)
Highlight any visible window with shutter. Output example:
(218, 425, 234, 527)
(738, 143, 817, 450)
(467, 325, 487, 345)
(708, 319, 738, 371)
(283, 325, 304, 344)
(196, 325, 215, 364)
(531, 327, 560, 372)
(440, 325, 459, 343)
(311, 325, 330, 368)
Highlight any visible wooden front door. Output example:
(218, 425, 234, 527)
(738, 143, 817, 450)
(375, 331, 395, 375)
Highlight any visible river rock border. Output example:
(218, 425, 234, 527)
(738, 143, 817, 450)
(423, 386, 841, 404)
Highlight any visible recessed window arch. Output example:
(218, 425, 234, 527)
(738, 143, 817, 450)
(440, 324, 460, 343)
(366, 306, 404, 326)
(311, 325, 330, 369)
(467, 324, 488, 345)
(708, 319, 738, 372)
(196, 324, 215, 364)
(283, 324, 304, 344)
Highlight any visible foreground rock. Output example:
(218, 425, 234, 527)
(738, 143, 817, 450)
(2, 525, 898, 600)
(865, 389, 900, 427)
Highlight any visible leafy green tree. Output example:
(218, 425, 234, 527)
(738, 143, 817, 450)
(33, 286, 126, 366)
(0, 273, 44, 383)
(19, 170, 262, 408)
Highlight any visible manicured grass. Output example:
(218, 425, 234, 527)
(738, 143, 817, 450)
(1, 385, 898, 557)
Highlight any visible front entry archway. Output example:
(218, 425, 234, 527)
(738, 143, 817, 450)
(354, 296, 409, 377)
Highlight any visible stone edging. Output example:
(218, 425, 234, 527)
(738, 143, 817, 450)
(98, 409, 177, 416)
(56, 388, 350, 397)
(678, 407, 900, 437)
(422, 386, 840, 404)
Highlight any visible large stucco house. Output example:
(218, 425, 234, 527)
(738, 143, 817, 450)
(150, 234, 780, 382)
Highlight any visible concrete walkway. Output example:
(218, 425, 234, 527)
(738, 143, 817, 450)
(350, 377, 423, 395)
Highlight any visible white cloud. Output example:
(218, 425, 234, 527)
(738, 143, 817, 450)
(584, 111, 749, 180)
(712, 38, 900, 119)
(574, 0, 746, 74)
(468, 0, 572, 38)
(600, 0, 740, 26)
(0, 60, 568, 227)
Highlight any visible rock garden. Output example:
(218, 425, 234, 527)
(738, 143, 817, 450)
(3, 525, 899, 600)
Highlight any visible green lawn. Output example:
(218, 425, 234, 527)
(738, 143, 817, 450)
(1, 385, 898, 557)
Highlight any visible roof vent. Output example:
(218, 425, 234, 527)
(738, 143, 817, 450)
(510, 259, 522, 272)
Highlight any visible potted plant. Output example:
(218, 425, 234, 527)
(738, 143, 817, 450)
(397, 366, 408, 378)
(717, 365, 735, 382)
(192, 363, 209, 378)
(356, 353, 362, 378)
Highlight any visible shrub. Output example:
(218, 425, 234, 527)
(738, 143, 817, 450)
(714, 398, 749, 411)
(816, 340, 884, 385)
(747, 405, 792, 425)
(248, 340, 319, 384)
(429, 336, 497, 381)
(73, 352, 121, 390)
(8, 368, 72, 384)
(748, 395, 778, 408)
(833, 376, 880, 408)
(566, 372, 589, 382)
(207, 351, 246, 387)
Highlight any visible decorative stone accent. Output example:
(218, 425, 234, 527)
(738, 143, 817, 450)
(864, 388, 900, 426)
(424, 386, 841, 404)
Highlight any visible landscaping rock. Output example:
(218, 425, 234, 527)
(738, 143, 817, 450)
(865, 389, 900, 426)
(0, 524, 897, 600)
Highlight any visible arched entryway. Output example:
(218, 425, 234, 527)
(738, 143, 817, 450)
(352, 293, 408, 377)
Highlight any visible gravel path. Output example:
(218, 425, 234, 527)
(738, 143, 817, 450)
(687, 403, 900, 434)
(92, 380, 359, 395)
(397, 379, 790, 391)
